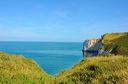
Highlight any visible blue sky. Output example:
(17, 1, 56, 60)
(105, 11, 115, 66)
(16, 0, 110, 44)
(0, 0, 128, 42)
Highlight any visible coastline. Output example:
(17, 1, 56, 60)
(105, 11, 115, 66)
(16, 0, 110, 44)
(0, 32, 128, 84)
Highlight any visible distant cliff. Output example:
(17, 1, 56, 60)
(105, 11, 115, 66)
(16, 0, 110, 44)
(83, 39, 102, 57)
(84, 39, 101, 51)
(83, 32, 128, 57)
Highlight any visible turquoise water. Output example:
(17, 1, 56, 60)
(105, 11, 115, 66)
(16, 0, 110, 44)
(0, 42, 83, 75)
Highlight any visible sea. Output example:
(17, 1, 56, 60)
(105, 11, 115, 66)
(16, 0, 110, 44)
(0, 42, 83, 76)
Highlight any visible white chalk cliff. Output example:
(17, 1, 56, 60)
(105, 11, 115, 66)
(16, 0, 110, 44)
(83, 39, 102, 51)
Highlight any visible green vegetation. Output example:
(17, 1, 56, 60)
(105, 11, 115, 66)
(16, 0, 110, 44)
(0, 52, 128, 84)
(102, 32, 128, 44)
(0, 52, 53, 84)
(56, 56, 128, 84)
(102, 32, 128, 55)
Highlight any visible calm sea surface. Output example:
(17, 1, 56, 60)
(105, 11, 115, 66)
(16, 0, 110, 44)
(0, 42, 83, 75)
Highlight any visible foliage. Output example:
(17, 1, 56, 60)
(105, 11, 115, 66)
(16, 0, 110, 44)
(0, 52, 53, 84)
(102, 32, 128, 55)
(56, 56, 128, 84)
(0, 52, 128, 84)
(102, 32, 128, 44)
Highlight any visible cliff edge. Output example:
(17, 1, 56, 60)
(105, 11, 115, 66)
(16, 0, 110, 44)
(83, 32, 128, 57)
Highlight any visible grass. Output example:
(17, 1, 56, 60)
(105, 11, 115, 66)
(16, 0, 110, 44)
(56, 55, 128, 84)
(102, 32, 128, 55)
(102, 32, 128, 44)
(0, 52, 54, 84)
(0, 52, 128, 84)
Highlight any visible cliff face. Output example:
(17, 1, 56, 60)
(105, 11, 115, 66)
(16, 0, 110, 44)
(84, 39, 102, 51)
(83, 39, 102, 57)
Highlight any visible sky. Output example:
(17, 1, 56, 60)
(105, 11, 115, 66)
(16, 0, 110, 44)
(0, 0, 128, 42)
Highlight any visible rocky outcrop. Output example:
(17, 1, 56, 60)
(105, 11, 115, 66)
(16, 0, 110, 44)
(83, 39, 102, 51)
(83, 39, 102, 57)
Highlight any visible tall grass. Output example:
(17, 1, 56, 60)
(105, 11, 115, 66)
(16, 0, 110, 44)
(56, 56, 128, 84)
(0, 52, 54, 84)
(0, 52, 128, 84)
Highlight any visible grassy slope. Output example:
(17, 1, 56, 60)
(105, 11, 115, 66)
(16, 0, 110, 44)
(102, 32, 128, 44)
(0, 52, 128, 84)
(56, 56, 128, 84)
(0, 52, 53, 84)
(102, 32, 128, 55)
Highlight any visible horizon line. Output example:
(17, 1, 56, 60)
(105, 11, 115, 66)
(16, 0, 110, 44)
(0, 40, 83, 43)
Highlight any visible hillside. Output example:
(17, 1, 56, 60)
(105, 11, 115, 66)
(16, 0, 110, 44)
(56, 56, 128, 84)
(102, 32, 128, 55)
(0, 52, 53, 84)
(1, 52, 127, 84)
